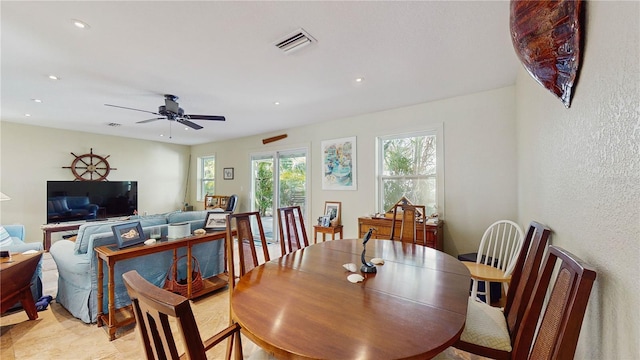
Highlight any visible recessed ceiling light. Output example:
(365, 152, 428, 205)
(25, 114, 31, 117)
(72, 19, 90, 29)
(184, 127, 190, 131)
(32, 99, 42, 103)
(48, 75, 59, 80)
(274, 101, 280, 105)
(160, 134, 165, 137)
(355, 77, 364, 83)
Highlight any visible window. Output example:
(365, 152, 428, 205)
(250, 148, 308, 242)
(377, 128, 443, 216)
(198, 156, 215, 200)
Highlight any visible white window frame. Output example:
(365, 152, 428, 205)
(375, 124, 444, 218)
(197, 155, 216, 201)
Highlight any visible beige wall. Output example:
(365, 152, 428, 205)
(516, 1, 639, 358)
(0, 122, 191, 243)
(191, 86, 518, 256)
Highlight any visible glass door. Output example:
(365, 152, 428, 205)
(251, 148, 308, 243)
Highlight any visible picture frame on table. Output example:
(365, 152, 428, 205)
(223, 167, 234, 180)
(112, 221, 145, 249)
(204, 211, 229, 231)
(324, 201, 341, 227)
(321, 215, 331, 227)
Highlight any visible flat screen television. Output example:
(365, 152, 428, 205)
(46, 181, 138, 223)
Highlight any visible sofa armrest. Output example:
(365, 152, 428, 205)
(50, 240, 90, 272)
(3, 224, 25, 241)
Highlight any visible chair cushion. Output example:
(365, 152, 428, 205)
(459, 297, 512, 351)
(0, 226, 12, 246)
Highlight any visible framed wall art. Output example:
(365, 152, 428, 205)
(321, 136, 357, 190)
(223, 167, 234, 180)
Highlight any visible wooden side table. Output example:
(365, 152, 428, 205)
(1, 251, 44, 320)
(313, 225, 343, 243)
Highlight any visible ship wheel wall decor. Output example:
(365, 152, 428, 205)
(63, 148, 117, 181)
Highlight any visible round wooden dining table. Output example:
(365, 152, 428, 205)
(230, 239, 471, 359)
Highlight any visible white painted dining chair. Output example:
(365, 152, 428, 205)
(466, 220, 524, 305)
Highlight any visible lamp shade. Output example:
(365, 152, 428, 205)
(0, 192, 11, 201)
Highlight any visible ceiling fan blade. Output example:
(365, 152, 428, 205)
(136, 117, 165, 124)
(177, 118, 203, 130)
(185, 114, 226, 121)
(105, 104, 160, 116)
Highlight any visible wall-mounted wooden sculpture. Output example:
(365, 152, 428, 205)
(63, 148, 116, 181)
(510, 0, 584, 108)
(262, 134, 288, 144)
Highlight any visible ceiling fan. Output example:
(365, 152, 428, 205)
(104, 94, 225, 130)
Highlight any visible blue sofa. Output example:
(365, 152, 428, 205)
(47, 196, 99, 222)
(49, 210, 224, 323)
(0, 225, 43, 303)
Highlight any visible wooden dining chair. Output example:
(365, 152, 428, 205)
(389, 203, 427, 245)
(463, 220, 525, 305)
(438, 244, 596, 360)
(122, 270, 243, 360)
(226, 211, 271, 290)
(513, 245, 597, 359)
(277, 205, 309, 256)
(453, 221, 551, 359)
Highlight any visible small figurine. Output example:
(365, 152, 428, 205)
(360, 228, 377, 273)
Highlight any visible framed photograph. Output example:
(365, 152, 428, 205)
(204, 211, 229, 231)
(223, 167, 234, 180)
(321, 136, 357, 190)
(324, 201, 342, 227)
(321, 215, 331, 227)
(112, 221, 145, 249)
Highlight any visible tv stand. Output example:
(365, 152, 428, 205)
(41, 218, 125, 251)
(41, 221, 85, 251)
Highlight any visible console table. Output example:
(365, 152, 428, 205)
(358, 217, 444, 250)
(41, 218, 127, 251)
(95, 231, 229, 340)
(41, 221, 84, 251)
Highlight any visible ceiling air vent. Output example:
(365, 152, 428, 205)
(274, 28, 316, 54)
(107, 122, 122, 127)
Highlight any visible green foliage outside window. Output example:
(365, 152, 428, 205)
(278, 155, 306, 210)
(254, 160, 274, 216)
(381, 134, 437, 214)
(201, 156, 215, 197)
(253, 153, 307, 217)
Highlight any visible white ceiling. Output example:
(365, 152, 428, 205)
(1, 1, 520, 146)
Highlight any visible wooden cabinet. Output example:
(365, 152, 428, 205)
(358, 217, 444, 251)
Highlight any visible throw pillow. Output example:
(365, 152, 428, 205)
(0, 226, 12, 247)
